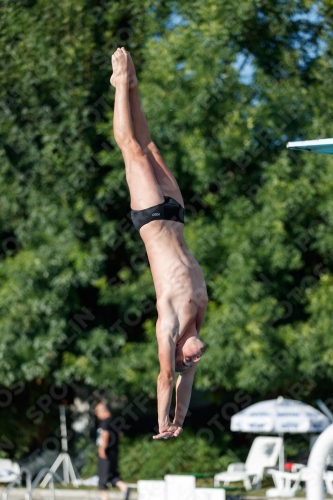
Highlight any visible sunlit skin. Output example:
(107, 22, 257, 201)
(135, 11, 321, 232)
(111, 47, 208, 440)
(175, 339, 206, 372)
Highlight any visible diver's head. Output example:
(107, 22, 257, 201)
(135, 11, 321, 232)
(175, 337, 206, 372)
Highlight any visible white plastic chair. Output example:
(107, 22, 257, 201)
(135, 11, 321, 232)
(195, 487, 226, 499)
(214, 436, 283, 490)
(137, 479, 165, 500)
(290, 463, 306, 473)
(0, 459, 20, 483)
(266, 466, 309, 498)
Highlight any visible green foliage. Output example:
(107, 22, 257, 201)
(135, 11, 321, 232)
(1, 0, 333, 461)
(119, 432, 233, 482)
(76, 437, 97, 479)
(78, 430, 233, 482)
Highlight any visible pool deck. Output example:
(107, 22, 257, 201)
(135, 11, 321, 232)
(0, 487, 327, 499)
(0, 487, 130, 499)
(1, 488, 131, 499)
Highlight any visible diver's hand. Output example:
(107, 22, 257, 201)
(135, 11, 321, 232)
(153, 424, 183, 440)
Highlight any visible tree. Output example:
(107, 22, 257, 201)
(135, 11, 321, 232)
(1, 0, 333, 460)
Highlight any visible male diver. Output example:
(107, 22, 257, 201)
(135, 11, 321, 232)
(111, 48, 208, 439)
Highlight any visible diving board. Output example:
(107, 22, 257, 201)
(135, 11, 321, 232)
(287, 138, 333, 155)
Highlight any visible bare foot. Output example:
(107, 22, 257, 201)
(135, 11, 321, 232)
(126, 50, 138, 89)
(110, 47, 129, 87)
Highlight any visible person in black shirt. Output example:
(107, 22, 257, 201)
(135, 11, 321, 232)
(95, 402, 130, 500)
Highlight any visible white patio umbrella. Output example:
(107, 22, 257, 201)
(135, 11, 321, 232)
(231, 396, 330, 471)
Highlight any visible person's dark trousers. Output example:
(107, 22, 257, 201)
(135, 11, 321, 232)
(98, 451, 121, 490)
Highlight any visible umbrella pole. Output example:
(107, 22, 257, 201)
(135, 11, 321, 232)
(278, 433, 284, 471)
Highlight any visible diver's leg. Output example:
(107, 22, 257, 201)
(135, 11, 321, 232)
(111, 48, 164, 210)
(126, 50, 184, 206)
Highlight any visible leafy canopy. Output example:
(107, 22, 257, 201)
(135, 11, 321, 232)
(1, 0, 333, 457)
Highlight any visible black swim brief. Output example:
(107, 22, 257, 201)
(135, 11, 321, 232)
(131, 196, 185, 231)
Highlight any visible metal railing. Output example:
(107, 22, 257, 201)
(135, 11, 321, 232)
(25, 468, 57, 500)
(2, 468, 31, 500)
